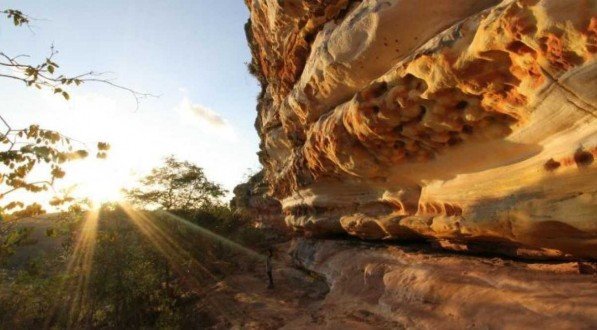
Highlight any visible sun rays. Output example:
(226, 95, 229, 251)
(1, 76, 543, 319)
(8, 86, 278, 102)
(43, 202, 269, 327)
(44, 208, 99, 328)
(159, 210, 264, 260)
(120, 203, 220, 284)
(67, 209, 99, 326)
(119, 203, 267, 322)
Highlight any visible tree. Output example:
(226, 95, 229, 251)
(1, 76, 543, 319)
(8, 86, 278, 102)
(124, 156, 226, 211)
(0, 8, 151, 219)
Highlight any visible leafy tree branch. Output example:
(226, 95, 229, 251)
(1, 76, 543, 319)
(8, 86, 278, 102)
(0, 7, 151, 219)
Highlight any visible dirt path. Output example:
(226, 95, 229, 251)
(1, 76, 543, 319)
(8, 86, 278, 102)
(196, 243, 329, 329)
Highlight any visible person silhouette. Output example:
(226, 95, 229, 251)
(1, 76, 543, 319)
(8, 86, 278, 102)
(266, 248, 274, 289)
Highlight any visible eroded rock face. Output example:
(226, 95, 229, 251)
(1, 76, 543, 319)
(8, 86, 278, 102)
(230, 170, 286, 231)
(246, 0, 597, 259)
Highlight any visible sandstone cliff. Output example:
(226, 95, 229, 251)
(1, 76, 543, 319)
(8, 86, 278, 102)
(245, 0, 597, 259)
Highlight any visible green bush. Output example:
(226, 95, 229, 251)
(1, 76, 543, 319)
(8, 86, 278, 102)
(0, 203, 276, 328)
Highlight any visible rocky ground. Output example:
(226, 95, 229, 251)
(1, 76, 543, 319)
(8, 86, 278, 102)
(207, 238, 597, 329)
(4, 218, 596, 329)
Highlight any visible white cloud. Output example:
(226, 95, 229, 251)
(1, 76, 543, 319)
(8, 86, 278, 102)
(176, 97, 236, 139)
(184, 100, 226, 127)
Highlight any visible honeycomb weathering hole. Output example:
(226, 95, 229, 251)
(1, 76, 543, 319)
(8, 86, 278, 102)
(544, 158, 561, 171)
(574, 149, 594, 167)
(455, 101, 468, 110)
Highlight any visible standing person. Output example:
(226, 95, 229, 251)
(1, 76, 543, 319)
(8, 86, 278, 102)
(266, 248, 274, 289)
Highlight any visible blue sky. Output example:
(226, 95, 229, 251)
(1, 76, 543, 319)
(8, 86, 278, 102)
(0, 1, 262, 203)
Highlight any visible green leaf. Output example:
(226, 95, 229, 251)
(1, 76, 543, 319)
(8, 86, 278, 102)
(62, 92, 70, 100)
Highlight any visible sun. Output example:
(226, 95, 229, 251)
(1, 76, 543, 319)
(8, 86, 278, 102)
(66, 158, 130, 207)
(84, 181, 122, 206)
(74, 176, 124, 208)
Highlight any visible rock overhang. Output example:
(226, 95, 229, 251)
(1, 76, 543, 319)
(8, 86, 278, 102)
(245, 0, 597, 259)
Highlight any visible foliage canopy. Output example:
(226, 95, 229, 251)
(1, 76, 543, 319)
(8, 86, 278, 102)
(124, 156, 226, 211)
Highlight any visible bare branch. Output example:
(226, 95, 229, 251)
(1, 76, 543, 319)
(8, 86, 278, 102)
(1, 50, 158, 110)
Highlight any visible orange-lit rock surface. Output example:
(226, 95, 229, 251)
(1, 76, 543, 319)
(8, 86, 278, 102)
(246, 0, 597, 259)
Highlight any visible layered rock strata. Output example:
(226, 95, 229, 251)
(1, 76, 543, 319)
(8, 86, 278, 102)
(287, 239, 597, 328)
(246, 0, 597, 258)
